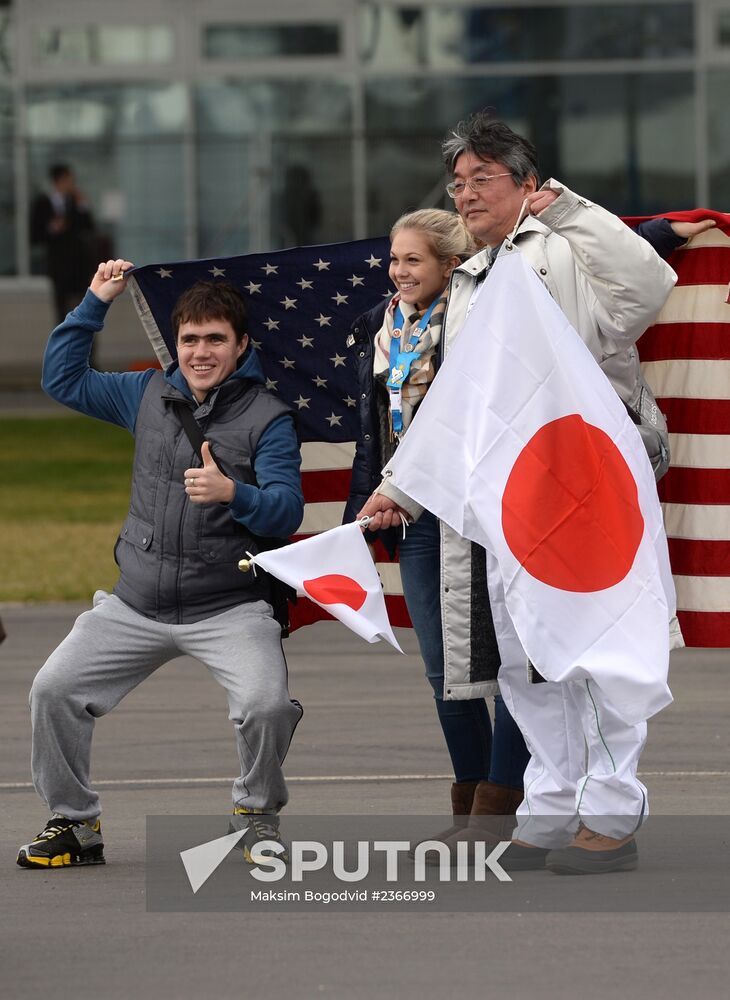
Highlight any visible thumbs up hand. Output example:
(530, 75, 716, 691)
(184, 441, 235, 505)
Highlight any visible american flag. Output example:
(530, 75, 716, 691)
(126, 238, 409, 632)
(626, 210, 730, 647)
(128, 219, 730, 647)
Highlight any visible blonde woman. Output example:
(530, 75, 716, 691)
(344, 209, 530, 843)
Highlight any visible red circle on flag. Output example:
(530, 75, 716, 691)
(303, 574, 367, 611)
(501, 414, 644, 592)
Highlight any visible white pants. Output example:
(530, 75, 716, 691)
(490, 567, 648, 848)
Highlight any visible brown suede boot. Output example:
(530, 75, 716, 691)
(431, 780, 524, 866)
(408, 781, 479, 859)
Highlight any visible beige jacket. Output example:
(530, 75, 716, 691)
(379, 179, 677, 699)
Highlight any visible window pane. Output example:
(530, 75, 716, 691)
(26, 85, 187, 267)
(365, 71, 695, 233)
(204, 23, 340, 59)
(26, 83, 186, 139)
(196, 80, 352, 255)
(360, 3, 693, 67)
(708, 70, 730, 207)
(196, 79, 350, 135)
(34, 25, 174, 66)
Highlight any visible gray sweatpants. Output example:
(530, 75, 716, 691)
(29, 591, 303, 821)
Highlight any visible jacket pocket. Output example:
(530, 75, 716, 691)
(118, 513, 154, 551)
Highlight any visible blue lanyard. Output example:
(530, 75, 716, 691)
(388, 297, 439, 375)
(386, 297, 440, 434)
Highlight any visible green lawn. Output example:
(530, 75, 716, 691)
(1, 416, 135, 601)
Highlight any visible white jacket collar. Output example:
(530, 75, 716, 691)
(455, 214, 550, 279)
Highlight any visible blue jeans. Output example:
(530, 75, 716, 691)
(398, 510, 529, 788)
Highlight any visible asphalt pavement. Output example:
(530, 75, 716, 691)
(1, 602, 728, 1000)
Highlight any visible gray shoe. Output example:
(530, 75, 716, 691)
(546, 825, 638, 875)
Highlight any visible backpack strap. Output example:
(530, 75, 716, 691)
(171, 400, 225, 474)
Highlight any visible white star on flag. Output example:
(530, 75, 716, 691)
(365, 254, 382, 268)
(313, 375, 328, 388)
(262, 264, 278, 275)
(314, 259, 331, 271)
(156, 268, 172, 279)
(330, 353, 346, 368)
(296, 278, 314, 290)
(294, 395, 311, 409)
(279, 357, 295, 369)
(326, 412, 342, 427)
(332, 292, 349, 305)
(249, 338, 262, 350)
(315, 314, 332, 327)
(281, 296, 297, 310)
(247, 522, 402, 650)
(263, 318, 280, 331)
(265, 378, 278, 391)
(297, 335, 314, 349)
(387, 251, 674, 725)
(209, 266, 226, 277)
(245, 282, 262, 295)
(348, 275, 365, 287)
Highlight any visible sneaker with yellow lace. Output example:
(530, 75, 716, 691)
(545, 823, 638, 875)
(229, 808, 289, 866)
(17, 815, 105, 869)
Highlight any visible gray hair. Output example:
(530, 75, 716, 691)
(442, 109, 540, 185)
(390, 208, 477, 263)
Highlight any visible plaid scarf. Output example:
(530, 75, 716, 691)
(373, 294, 447, 436)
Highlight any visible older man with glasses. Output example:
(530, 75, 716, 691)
(360, 109, 687, 875)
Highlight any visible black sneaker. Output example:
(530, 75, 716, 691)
(17, 815, 105, 869)
(229, 809, 288, 865)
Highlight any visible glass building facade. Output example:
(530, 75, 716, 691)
(2, 0, 729, 277)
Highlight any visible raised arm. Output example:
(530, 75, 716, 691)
(526, 180, 677, 346)
(41, 259, 154, 432)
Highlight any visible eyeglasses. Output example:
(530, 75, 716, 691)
(446, 172, 513, 199)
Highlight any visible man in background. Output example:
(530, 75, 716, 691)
(30, 164, 97, 324)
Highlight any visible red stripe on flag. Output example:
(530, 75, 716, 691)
(659, 467, 730, 504)
(667, 537, 730, 577)
(385, 594, 411, 627)
(371, 538, 399, 563)
(657, 398, 730, 435)
(301, 468, 352, 503)
(639, 323, 730, 362)
(671, 246, 730, 286)
(677, 611, 730, 648)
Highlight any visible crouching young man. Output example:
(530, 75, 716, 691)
(17, 259, 304, 869)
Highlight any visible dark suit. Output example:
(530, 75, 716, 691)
(30, 191, 96, 323)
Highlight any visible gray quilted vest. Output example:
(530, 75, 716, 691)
(113, 371, 293, 624)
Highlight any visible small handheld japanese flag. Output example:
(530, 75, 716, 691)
(248, 523, 403, 652)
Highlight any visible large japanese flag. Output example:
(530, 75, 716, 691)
(387, 250, 673, 724)
(249, 522, 402, 652)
